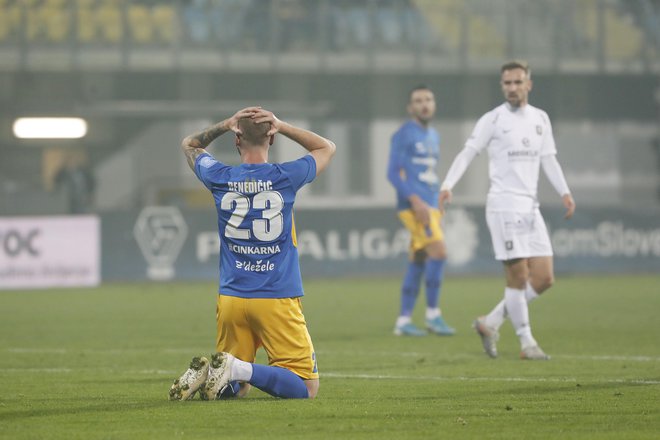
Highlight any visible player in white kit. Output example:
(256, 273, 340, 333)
(439, 61, 576, 360)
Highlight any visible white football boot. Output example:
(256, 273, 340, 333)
(199, 352, 235, 400)
(520, 345, 551, 360)
(169, 356, 209, 401)
(473, 316, 499, 358)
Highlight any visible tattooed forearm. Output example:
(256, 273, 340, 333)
(183, 147, 207, 170)
(191, 123, 227, 149)
(181, 120, 229, 171)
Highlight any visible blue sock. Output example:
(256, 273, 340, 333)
(249, 364, 309, 399)
(400, 261, 424, 316)
(218, 380, 240, 399)
(424, 258, 445, 309)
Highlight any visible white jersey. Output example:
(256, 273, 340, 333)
(466, 103, 556, 212)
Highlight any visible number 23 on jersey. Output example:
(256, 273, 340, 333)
(220, 191, 284, 242)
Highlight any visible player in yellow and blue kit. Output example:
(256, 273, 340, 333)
(387, 86, 455, 336)
(169, 107, 336, 400)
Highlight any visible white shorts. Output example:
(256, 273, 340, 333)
(486, 209, 553, 261)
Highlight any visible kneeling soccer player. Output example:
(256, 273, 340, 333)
(168, 106, 335, 399)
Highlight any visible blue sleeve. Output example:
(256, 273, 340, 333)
(194, 152, 227, 190)
(279, 155, 317, 192)
(386, 132, 414, 199)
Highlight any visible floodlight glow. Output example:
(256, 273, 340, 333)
(13, 117, 88, 139)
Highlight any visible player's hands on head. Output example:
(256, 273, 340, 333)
(562, 193, 576, 219)
(250, 109, 282, 136)
(228, 107, 262, 134)
(439, 189, 452, 213)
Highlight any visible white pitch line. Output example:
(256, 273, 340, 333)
(556, 355, 660, 362)
(4, 348, 208, 355)
(0, 368, 177, 374)
(1, 368, 658, 385)
(7, 348, 70, 354)
(0, 368, 73, 373)
(319, 351, 660, 362)
(321, 372, 660, 385)
(4, 348, 660, 362)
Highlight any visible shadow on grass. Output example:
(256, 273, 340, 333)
(0, 395, 262, 422)
(76, 377, 169, 385)
(0, 399, 169, 421)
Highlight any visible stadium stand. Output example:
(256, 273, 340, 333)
(0, 0, 21, 42)
(0, 0, 657, 64)
(576, 0, 645, 61)
(416, 0, 505, 57)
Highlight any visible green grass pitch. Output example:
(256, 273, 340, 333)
(0, 275, 658, 439)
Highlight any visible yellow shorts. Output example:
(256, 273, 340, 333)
(216, 295, 319, 380)
(398, 208, 445, 255)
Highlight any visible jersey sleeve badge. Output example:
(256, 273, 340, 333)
(199, 156, 218, 169)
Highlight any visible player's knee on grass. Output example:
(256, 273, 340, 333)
(305, 379, 319, 399)
(218, 381, 240, 398)
(237, 382, 251, 398)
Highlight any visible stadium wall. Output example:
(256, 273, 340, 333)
(2, 206, 659, 289)
(101, 206, 660, 284)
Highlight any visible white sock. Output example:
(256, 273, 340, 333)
(396, 315, 412, 328)
(485, 300, 507, 329)
(525, 281, 540, 303)
(485, 282, 540, 330)
(504, 287, 537, 349)
(230, 357, 253, 382)
(425, 308, 441, 320)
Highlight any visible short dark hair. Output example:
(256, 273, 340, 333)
(409, 85, 433, 102)
(238, 117, 270, 145)
(501, 60, 531, 79)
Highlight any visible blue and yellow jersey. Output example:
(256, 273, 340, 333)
(194, 153, 316, 299)
(387, 120, 440, 211)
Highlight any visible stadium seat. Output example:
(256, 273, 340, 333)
(603, 8, 643, 59)
(413, 0, 504, 56)
(330, 1, 370, 50)
(43, 0, 70, 43)
(152, 4, 177, 44)
(98, 0, 123, 44)
(575, 0, 643, 61)
(412, 0, 465, 53)
(24, 0, 40, 42)
(0, 0, 22, 42)
(183, 0, 210, 44)
(76, 0, 97, 43)
(468, 15, 505, 57)
(128, 3, 154, 44)
(28, 0, 70, 43)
